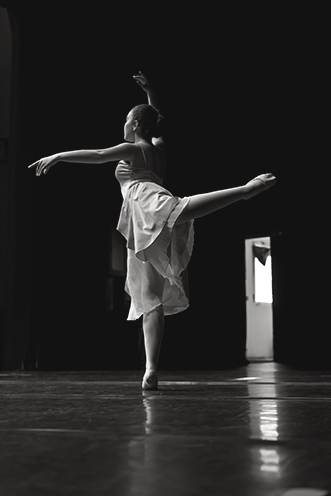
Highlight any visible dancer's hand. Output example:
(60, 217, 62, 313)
(133, 71, 162, 114)
(133, 71, 152, 93)
(28, 154, 59, 176)
(244, 173, 277, 199)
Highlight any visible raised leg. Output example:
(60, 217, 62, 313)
(176, 173, 276, 224)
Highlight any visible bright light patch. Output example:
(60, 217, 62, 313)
(255, 255, 273, 303)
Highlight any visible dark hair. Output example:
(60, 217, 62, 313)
(131, 104, 164, 138)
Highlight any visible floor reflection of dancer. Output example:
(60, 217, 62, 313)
(29, 72, 276, 390)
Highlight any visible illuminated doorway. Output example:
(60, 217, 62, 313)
(245, 236, 273, 361)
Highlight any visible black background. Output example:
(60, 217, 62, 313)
(1, 3, 328, 370)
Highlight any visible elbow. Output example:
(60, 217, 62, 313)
(96, 150, 107, 164)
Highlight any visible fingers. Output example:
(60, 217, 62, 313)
(28, 159, 48, 176)
(37, 164, 47, 176)
(132, 71, 148, 86)
(133, 70, 144, 78)
(36, 161, 43, 176)
(28, 160, 43, 175)
(133, 77, 145, 85)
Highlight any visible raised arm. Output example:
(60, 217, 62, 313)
(133, 71, 162, 112)
(133, 72, 165, 148)
(28, 142, 136, 176)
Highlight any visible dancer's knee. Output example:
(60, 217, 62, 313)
(175, 199, 192, 225)
(143, 304, 164, 323)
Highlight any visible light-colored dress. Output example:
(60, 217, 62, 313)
(115, 142, 194, 320)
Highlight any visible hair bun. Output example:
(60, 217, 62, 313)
(131, 104, 165, 138)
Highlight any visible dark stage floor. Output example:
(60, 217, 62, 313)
(1, 363, 331, 496)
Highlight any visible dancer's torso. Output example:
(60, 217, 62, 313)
(115, 142, 165, 197)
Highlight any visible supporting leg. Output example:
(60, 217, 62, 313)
(143, 305, 164, 371)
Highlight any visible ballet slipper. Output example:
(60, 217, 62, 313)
(142, 370, 158, 390)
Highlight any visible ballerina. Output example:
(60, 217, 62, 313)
(29, 72, 276, 390)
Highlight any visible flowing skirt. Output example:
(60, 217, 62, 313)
(117, 181, 194, 320)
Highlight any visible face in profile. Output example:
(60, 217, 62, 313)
(124, 110, 136, 142)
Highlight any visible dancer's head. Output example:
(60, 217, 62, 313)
(124, 104, 163, 142)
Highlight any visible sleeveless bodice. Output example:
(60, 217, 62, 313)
(115, 160, 163, 198)
(115, 144, 164, 198)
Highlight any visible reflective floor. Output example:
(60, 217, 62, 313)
(1, 363, 331, 496)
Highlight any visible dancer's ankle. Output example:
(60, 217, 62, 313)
(145, 364, 157, 373)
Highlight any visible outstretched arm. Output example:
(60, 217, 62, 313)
(28, 142, 136, 176)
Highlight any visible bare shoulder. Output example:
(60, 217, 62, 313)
(113, 142, 138, 156)
(100, 142, 139, 162)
